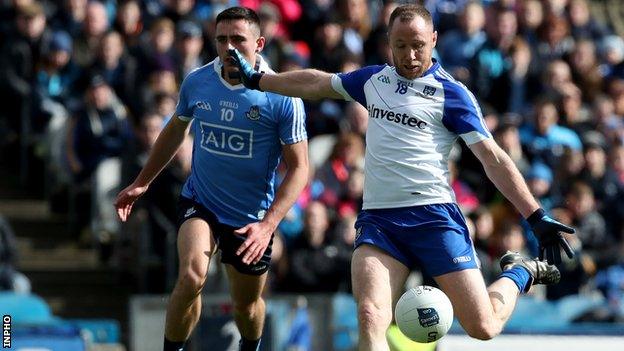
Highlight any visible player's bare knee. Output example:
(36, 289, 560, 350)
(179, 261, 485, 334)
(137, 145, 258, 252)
(232, 298, 262, 318)
(177, 267, 207, 296)
(357, 301, 392, 333)
(465, 320, 500, 340)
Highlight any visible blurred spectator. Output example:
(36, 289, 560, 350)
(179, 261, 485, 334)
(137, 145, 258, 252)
(564, 181, 614, 268)
(161, 0, 199, 24)
(600, 34, 624, 80)
(114, 0, 144, 53)
(592, 94, 624, 144)
(535, 14, 574, 63)
(337, 168, 364, 218)
(267, 233, 289, 292)
(0, 214, 31, 294)
(607, 78, 624, 119)
(310, 14, 349, 73)
(558, 83, 592, 132)
(489, 36, 534, 113)
(293, 0, 331, 42)
(363, 0, 396, 65)
(578, 132, 621, 211)
(543, 0, 568, 18)
(155, 92, 177, 121)
(51, 0, 87, 37)
(542, 59, 574, 97)
(284, 296, 312, 351)
(517, 0, 544, 48)
(316, 133, 365, 206)
(437, 1, 486, 83)
(121, 111, 191, 286)
(569, 39, 603, 102)
(567, 0, 610, 41)
(609, 143, 624, 185)
(332, 213, 357, 292)
(258, 2, 284, 68)
(240, 0, 302, 38)
(287, 201, 344, 292)
(139, 66, 178, 117)
(32, 30, 80, 189)
(449, 159, 480, 214)
(89, 30, 139, 116)
(0, 1, 49, 142)
(73, 0, 110, 68)
(337, 0, 371, 55)
(174, 20, 204, 80)
(137, 17, 176, 81)
(552, 146, 585, 198)
(279, 44, 310, 72)
(547, 206, 597, 301)
(495, 220, 527, 257)
(339, 101, 368, 140)
(425, 0, 468, 34)
(527, 162, 556, 212)
(472, 6, 518, 104)
(520, 98, 582, 167)
(494, 121, 530, 174)
(66, 74, 131, 261)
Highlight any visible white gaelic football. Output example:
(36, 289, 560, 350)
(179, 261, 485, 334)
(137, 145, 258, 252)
(394, 286, 454, 343)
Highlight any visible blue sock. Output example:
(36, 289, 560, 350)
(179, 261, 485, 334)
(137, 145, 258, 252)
(499, 265, 532, 293)
(163, 336, 186, 351)
(239, 336, 261, 351)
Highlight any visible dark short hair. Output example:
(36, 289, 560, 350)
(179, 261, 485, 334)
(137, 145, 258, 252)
(388, 4, 433, 30)
(215, 6, 261, 32)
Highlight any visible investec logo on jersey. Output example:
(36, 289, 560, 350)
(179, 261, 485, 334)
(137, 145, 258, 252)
(367, 104, 427, 129)
(199, 122, 253, 158)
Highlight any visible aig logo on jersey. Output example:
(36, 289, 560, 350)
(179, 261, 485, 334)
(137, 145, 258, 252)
(246, 105, 260, 120)
(199, 122, 253, 158)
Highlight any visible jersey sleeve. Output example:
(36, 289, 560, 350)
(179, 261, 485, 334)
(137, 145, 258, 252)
(175, 75, 194, 121)
(331, 65, 385, 106)
(440, 81, 492, 144)
(276, 96, 307, 144)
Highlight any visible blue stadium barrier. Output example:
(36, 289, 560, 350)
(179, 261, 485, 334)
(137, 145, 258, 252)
(64, 319, 121, 343)
(0, 292, 59, 324)
(332, 293, 358, 350)
(11, 325, 86, 351)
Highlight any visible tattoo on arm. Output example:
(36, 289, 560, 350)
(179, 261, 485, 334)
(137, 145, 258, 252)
(489, 291, 505, 305)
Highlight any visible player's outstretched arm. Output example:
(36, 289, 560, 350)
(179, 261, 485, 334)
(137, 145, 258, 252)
(228, 48, 343, 100)
(114, 116, 191, 222)
(469, 139, 575, 264)
(235, 140, 309, 265)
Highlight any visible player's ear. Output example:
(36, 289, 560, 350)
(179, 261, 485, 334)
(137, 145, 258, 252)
(255, 36, 266, 53)
(432, 30, 438, 48)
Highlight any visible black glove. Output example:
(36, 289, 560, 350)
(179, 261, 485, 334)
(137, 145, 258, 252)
(227, 48, 263, 90)
(527, 208, 576, 265)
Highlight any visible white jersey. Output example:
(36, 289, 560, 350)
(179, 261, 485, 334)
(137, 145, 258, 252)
(331, 60, 491, 210)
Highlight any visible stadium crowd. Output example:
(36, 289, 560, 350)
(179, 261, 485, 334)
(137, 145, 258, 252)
(1, 0, 624, 321)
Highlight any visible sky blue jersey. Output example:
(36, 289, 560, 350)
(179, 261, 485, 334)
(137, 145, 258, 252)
(175, 57, 307, 227)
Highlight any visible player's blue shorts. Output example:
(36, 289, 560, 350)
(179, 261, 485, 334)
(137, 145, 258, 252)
(354, 203, 478, 277)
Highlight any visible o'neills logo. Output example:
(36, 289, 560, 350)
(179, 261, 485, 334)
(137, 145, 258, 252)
(367, 104, 427, 129)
